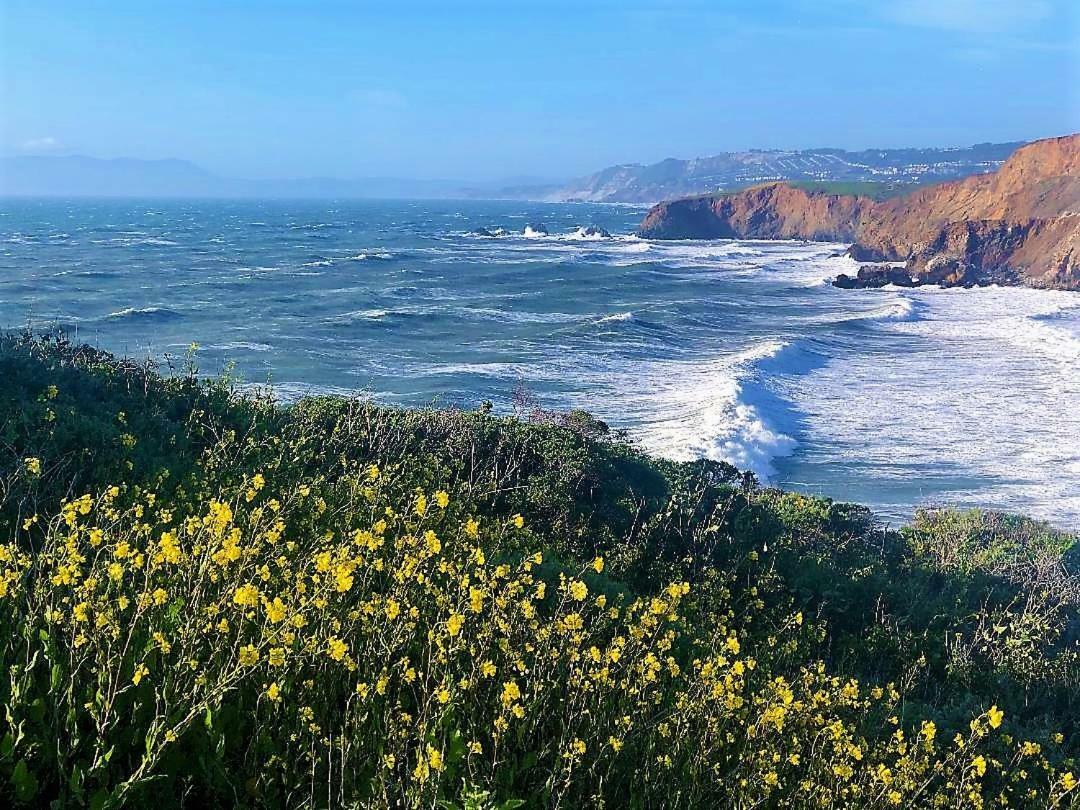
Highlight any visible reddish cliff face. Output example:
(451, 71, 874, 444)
(637, 184, 874, 241)
(635, 184, 872, 243)
(638, 134, 1080, 290)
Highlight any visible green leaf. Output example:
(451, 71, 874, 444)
(89, 788, 111, 810)
(67, 764, 85, 796)
(27, 698, 44, 724)
(10, 759, 38, 803)
(446, 728, 467, 764)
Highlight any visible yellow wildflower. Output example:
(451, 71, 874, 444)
(265, 596, 287, 623)
(327, 636, 348, 661)
(501, 681, 520, 706)
(972, 755, 987, 777)
(233, 583, 260, 608)
(446, 612, 464, 637)
(426, 745, 443, 771)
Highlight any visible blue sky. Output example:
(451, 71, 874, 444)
(2, 0, 1077, 181)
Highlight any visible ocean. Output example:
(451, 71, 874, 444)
(2, 197, 1078, 528)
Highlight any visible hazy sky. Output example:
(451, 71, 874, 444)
(2, 0, 1078, 181)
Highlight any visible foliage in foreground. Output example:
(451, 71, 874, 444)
(0, 333, 1077, 808)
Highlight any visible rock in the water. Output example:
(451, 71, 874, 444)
(577, 225, 611, 238)
(524, 222, 549, 236)
(833, 265, 919, 289)
(847, 243, 889, 263)
(469, 226, 510, 237)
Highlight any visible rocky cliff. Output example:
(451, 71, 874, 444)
(637, 134, 1080, 290)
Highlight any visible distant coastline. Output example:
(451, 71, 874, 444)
(1, 139, 1029, 204)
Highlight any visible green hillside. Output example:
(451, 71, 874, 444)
(0, 333, 1076, 808)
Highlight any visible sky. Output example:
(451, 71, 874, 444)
(2, 0, 1078, 182)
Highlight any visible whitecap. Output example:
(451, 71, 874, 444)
(595, 312, 633, 324)
(213, 341, 273, 352)
(344, 252, 392, 261)
(104, 306, 183, 321)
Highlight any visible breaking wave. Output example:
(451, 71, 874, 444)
(612, 340, 816, 482)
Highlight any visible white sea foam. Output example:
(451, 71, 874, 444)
(461, 307, 584, 324)
(1021, 302, 1080, 363)
(781, 284, 1080, 526)
(583, 341, 800, 482)
(595, 311, 633, 324)
(327, 308, 393, 322)
(565, 227, 610, 241)
(344, 252, 392, 261)
(420, 361, 527, 378)
(837, 296, 923, 324)
(104, 306, 181, 321)
(89, 235, 178, 247)
(214, 341, 272, 352)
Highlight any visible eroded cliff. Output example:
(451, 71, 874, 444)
(637, 134, 1080, 290)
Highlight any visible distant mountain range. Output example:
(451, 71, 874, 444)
(1, 142, 1025, 202)
(495, 142, 1026, 204)
(0, 155, 490, 199)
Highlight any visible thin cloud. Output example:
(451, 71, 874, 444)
(20, 136, 63, 153)
(882, 0, 1053, 34)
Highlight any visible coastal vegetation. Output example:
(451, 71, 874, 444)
(710, 180, 928, 201)
(785, 181, 928, 201)
(0, 332, 1077, 808)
